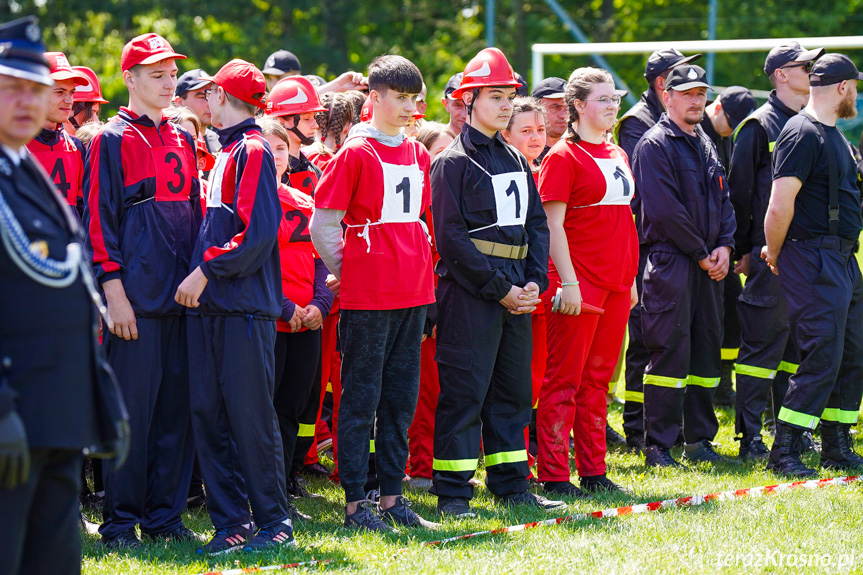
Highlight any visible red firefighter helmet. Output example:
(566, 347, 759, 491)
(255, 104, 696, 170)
(451, 47, 519, 99)
(266, 75, 327, 117)
(72, 66, 109, 104)
(360, 97, 373, 122)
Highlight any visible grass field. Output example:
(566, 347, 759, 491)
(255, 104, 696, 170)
(80, 402, 863, 575)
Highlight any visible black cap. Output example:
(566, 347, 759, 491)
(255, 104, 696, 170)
(444, 72, 463, 99)
(532, 77, 566, 99)
(304, 74, 326, 87)
(0, 16, 52, 86)
(764, 42, 824, 76)
(719, 86, 756, 130)
(809, 53, 863, 87)
(665, 65, 711, 92)
(514, 73, 529, 97)
(262, 50, 301, 76)
(175, 69, 214, 98)
(644, 49, 702, 82)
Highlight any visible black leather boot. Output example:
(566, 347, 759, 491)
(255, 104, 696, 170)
(820, 424, 863, 470)
(766, 423, 817, 478)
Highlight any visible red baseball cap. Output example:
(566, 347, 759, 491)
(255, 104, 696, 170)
(213, 59, 267, 110)
(120, 33, 185, 72)
(44, 52, 88, 85)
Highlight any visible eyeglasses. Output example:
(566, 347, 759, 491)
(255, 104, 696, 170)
(584, 95, 621, 106)
(780, 61, 814, 72)
(204, 89, 213, 97)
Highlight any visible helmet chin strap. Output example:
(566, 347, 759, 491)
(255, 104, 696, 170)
(466, 88, 480, 119)
(289, 114, 315, 146)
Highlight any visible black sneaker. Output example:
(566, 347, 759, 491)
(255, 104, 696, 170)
(580, 475, 625, 493)
(738, 436, 770, 461)
(644, 445, 684, 468)
(364, 488, 380, 504)
(288, 474, 324, 500)
(498, 491, 567, 511)
(437, 496, 476, 519)
(344, 501, 394, 532)
(145, 525, 206, 544)
(683, 440, 730, 464)
(197, 524, 252, 555)
(243, 519, 295, 552)
(100, 527, 142, 550)
(625, 433, 646, 454)
(543, 481, 588, 498)
(606, 424, 627, 449)
(379, 496, 441, 529)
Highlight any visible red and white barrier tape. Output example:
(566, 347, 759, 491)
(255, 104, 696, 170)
(193, 475, 861, 574)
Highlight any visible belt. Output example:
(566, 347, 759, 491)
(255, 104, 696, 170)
(471, 239, 528, 260)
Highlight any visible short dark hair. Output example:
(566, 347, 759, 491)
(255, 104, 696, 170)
(368, 54, 423, 95)
(225, 91, 259, 116)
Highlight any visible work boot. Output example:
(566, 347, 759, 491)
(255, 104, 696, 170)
(713, 360, 736, 407)
(625, 432, 645, 454)
(683, 440, 731, 464)
(543, 480, 588, 498)
(800, 430, 821, 453)
(437, 496, 476, 519)
(643, 445, 684, 468)
(738, 435, 770, 461)
(766, 423, 817, 478)
(606, 424, 627, 450)
(820, 424, 863, 471)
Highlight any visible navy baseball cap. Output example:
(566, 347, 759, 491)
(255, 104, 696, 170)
(444, 72, 463, 99)
(532, 77, 566, 99)
(809, 53, 863, 86)
(666, 65, 711, 92)
(645, 49, 702, 82)
(719, 86, 756, 130)
(514, 73, 529, 97)
(764, 42, 824, 76)
(262, 50, 301, 75)
(175, 69, 213, 97)
(0, 16, 52, 86)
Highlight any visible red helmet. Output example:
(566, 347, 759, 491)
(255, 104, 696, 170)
(72, 66, 109, 104)
(266, 76, 327, 117)
(451, 47, 519, 99)
(360, 97, 372, 123)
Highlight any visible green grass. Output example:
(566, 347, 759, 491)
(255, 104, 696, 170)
(81, 403, 863, 575)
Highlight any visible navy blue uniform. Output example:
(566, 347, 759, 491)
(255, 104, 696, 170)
(431, 124, 549, 498)
(632, 114, 736, 449)
(187, 119, 290, 531)
(772, 112, 863, 431)
(614, 88, 663, 440)
(729, 92, 801, 439)
(85, 108, 199, 540)
(0, 148, 102, 575)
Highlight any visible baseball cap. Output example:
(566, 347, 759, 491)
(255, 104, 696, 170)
(44, 51, 87, 85)
(212, 59, 267, 109)
(809, 53, 863, 87)
(443, 73, 463, 99)
(262, 50, 301, 76)
(0, 16, 52, 86)
(175, 69, 214, 98)
(515, 73, 529, 97)
(532, 77, 566, 99)
(120, 33, 185, 72)
(764, 42, 825, 76)
(645, 49, 702, 82)
(719, 86, 756, 130)
(666, 65, 711, 92)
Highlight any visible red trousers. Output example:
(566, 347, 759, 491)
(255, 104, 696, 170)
(526, 310, 547, 468)
(408, 337, 439, 479)
(307, 311, 341, 476)
(537, 275, 630, 481)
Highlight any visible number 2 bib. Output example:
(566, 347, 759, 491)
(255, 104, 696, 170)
(573, 143, 634, 207)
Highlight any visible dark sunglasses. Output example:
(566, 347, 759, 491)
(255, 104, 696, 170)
(780, 61, 814, 72)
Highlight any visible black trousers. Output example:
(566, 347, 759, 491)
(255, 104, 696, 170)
(337, 306, 425, 503)
(734, 247, 799, 437)
(641, 251, 722, 449)
(188, 314, 289, 530)
(100, 316, 195, 538)
(623, 249, 649, 437)
(0, 449, 82, 575)
(777, 237, 863, 430)
(433, 278, 532, 499)
(274, 329, 322, 477)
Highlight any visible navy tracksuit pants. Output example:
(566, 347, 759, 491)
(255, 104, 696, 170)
(433, 277, 532, 499)
(641, 250, 721, 449)
(187, 314, 290, 530)
(100, 316, 194, 538)
(623, 249, 649, 438)
(777, 237, 863, 431)
(734, 246, 799, 438)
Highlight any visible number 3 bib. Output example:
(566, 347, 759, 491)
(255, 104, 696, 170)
(123, 121, 193, 203)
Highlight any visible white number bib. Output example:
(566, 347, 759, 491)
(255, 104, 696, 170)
(206, 151, 230, 208)
(575, 144, 634, 207)
(491, 171, 529, 227)
(379, 161, 423, 223)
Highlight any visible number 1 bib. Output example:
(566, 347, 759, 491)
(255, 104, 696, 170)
(574, 143, 634, 207)
(490, 171, 529, 227)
